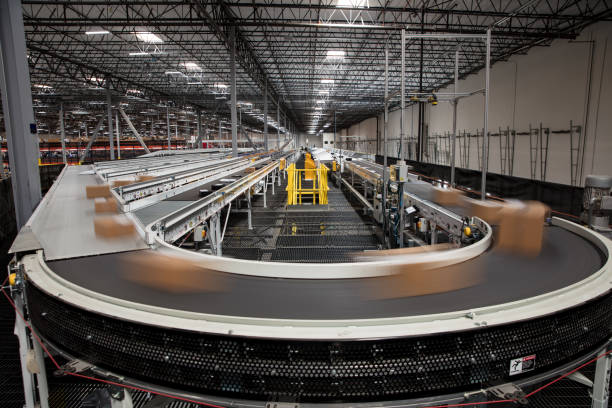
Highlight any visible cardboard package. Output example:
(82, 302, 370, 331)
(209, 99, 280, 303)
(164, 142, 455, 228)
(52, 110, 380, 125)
(466, 198, 503, 224)
(497, 201, 549, 257)
(94, 197, 119, 213)
(137, 175, 156, 182)
(94, 216, 135, 238)
(85, 184, 111, 199)
(432, 187, 464, 207)
(112, 179, 133, 187)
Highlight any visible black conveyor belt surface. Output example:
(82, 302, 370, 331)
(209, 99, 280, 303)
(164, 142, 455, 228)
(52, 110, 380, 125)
(47, 225, 605, 320)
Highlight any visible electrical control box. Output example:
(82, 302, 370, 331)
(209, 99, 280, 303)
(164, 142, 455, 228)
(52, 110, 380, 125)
(389, 161, 409, 182)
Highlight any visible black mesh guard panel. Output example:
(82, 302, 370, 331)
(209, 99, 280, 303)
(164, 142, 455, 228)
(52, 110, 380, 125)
(27, 282, 612, 403)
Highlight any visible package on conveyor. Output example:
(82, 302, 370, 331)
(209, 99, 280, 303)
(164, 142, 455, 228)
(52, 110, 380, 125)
(431, 187, 465, 207)
(94, 197, 119, 213)
(358, 244, 484, 299)
(496, 200, 550, 257)
(94, 215, 136, 238)
(465, 197, 504, 224)
(85, 184, 111, 199)
(112, 179, 134, 187)
(136, 175, 156, 182)
(120, 251, 226, 293)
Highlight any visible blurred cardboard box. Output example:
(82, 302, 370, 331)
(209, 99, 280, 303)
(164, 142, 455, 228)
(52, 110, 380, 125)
(85, 184, 111, 199)
(466, 198, 503, 224)
(112, 179, 133, 187)
(497, 201, 549, 257)
(137, 175, 156, 182)
(94, 216, 135, 238)
(432, 187, 464, 207)
(94, 197, 119, 213)
(121, 252, 225, 293)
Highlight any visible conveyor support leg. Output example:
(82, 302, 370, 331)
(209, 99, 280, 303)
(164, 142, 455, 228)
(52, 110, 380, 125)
(263, 176, 267, 208)
(14, 292, 49, 408)
(592, 345, 612, 408)
(247, 191, 253, 230)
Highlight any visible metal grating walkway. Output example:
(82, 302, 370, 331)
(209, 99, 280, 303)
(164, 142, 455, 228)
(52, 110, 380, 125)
(219, 166, 382, 263)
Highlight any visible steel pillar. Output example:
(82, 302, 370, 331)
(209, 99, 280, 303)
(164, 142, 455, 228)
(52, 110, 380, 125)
(450, 48, 459, 187)
(264, 80, 268, 151)
(106, 81, 115, 160)
(481, 29, 491, 200)
(115, 110, 121, 160)
(196, 109, 203, 148)
(166, 106, 171, 150)
(400, 29, 405, 159)
(59, 102, 67, 164)
(0, 0, 42, 228)
(230, 27, 238, 157)
(382, 43, 389, 248)
(277, 106, 280, 150)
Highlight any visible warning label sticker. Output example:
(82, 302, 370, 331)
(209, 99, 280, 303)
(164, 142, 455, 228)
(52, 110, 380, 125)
(509, 355, 536, 376)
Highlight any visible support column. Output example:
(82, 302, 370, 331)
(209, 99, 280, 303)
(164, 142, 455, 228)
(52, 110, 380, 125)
(0, 0, 42, 228)
(115, 110, 121, 159)
(451, 48, 459, 187)
(400, 29, 405, 160)
(230, 27, 238, 157)
(247, 191, 253, 230)
(166, 106, 171, 150)
(106, 80, 114, 160)
(263, 176, 267, 208)
(481, 29, 491, 200)
(277, 106, 280, 150)
(592, 346, 612, 408)
(197, 109, 202, 148)
(216, 214, 222, 256)
(59, 102, 67, 164)
(264, 80, 268, 151)
(383, 43, 389, 248)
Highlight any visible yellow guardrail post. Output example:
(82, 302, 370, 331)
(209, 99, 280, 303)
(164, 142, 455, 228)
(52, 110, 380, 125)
(285, 163, 296, 205)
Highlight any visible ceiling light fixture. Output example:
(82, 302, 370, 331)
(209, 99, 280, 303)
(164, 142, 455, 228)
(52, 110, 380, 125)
(184, 62, 202, 71)
(85, 30, 110, 35)
(321, 79, 334, 84)
(129, 51, 150, 56)
(326, 50, 346, 60)
(135, 32, 163, 43)
(336, 0, 367, 8)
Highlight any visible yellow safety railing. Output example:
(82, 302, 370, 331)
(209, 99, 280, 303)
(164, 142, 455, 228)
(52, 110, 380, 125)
(286, 162, 329, 205)
(304, 153, 316, 180)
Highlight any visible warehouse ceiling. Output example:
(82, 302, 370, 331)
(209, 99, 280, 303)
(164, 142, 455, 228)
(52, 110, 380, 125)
(18, 0, 612, 134)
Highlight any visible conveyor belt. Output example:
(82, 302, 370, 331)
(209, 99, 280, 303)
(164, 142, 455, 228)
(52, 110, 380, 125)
(47, 225, 604, 320)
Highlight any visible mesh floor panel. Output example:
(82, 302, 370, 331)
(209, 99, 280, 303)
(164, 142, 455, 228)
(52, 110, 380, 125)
(219, 167, 382, 262)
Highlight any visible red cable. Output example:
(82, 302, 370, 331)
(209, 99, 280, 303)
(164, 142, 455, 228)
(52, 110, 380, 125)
(3, 275, 611, 408)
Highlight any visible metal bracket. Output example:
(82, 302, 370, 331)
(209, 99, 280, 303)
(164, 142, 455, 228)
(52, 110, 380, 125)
(568, 371, 594, 388)
(266, 403, 300, 408)
(54, 358, 93, 376)
(487, 382, 527, 405)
